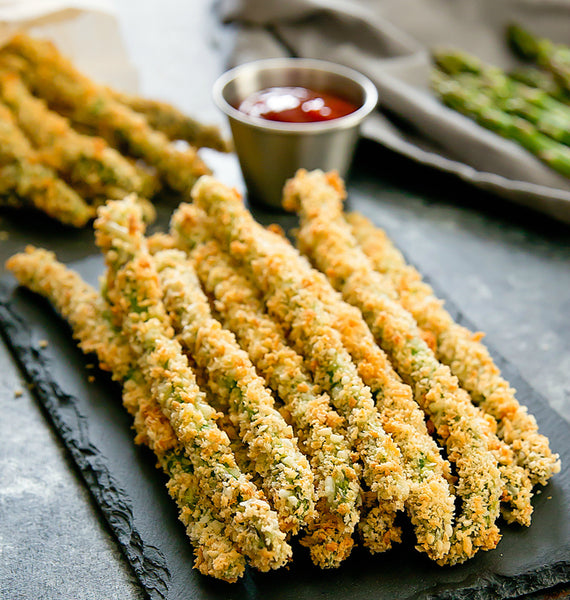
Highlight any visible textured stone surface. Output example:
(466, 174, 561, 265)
(1, 252, 569, 600)
(0, 341, 145, 600)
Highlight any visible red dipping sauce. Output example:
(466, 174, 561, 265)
(237, 86, 358, 123)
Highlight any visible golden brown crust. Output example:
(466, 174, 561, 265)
(6, 246, 246, 582)
(285, 169, 504, 565)
(347, 211, 560, 487)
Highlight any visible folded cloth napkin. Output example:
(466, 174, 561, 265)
(219, 0, 570, 223)
(0, 0, 137, 91)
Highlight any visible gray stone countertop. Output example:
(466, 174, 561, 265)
(0, 1, 569, 599)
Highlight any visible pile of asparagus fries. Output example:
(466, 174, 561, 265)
(0, 33, 228, 226)
(6, 169, 560, 582)
(432, 25, 570, 178)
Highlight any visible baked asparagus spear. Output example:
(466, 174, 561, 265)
(170, 205, 361, 568)
(5, 247, 247, 582)
(0, 102, 93, 226)
(94, 197, 291, 572)
(0, 70, 157, 199)
(2, 33, 210, 195)
(433, 49, 570, 145)
(108, 89, 231, 152)
(189, 176, 410, 517)
(346, 211, 561, 489)
(153, 248, 316, 536)
(285, 169, 504, 565)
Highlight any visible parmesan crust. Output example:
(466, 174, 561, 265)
(6, 247, 246, 582)
(347, 211, 560, 487)
(284, 169, 504, 564)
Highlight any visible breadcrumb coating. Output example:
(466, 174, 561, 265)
(0, 102, 93, 226)
(191, 176, 409, 516)
(94, 198, 291, 571)
(3, 33, 210, 195)
(172, 205, 360, 519)
(261, 244, 457, 559)
(170, 209, 361, 566)
(284, 169, 503, 565)
(109, 89, 231, 152)
(194, 241, 360, 519)
(153, 248, 315, 535)
(358, 491, 402, 554)
(5, 246, 246, 582)
(0, 70, 156, 200)
(347, 211, 560, 487)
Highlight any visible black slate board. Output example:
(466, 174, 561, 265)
(1, 253, 569, 600)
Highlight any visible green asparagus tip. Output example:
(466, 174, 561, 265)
(507, 24, 540, 61)
(432, 48, 481, 76)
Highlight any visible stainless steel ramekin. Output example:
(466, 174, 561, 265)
(213, 58, 378, 209)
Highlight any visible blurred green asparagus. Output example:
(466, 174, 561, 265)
(508, 67, 570, 105)
(431, 68, 570, 178)
(433, 48, 570, 146)
(507, 24, 570, 94)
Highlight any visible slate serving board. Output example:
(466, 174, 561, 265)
(1, 252, 569, 600)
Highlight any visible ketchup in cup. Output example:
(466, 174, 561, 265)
(237, 86, 358, 123)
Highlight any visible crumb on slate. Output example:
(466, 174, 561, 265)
(38, 339, 48, 348)
(14, 388, 23, 398)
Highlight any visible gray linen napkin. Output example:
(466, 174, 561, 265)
(219, 0, 570, 223)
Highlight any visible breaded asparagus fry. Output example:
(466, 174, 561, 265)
(358, 491, 403, 553)
(190, 177, 409, 517)
(0, 71, 157, 199)
(347, 211, 561, 487)
(122, 378, 246, 582)
(153, 248, 315, 535)
(174, 196, 454, 559)
(0, 103, 93, 226)
(172, 204, 360, 516)
(284, 169, 503, 565)
(109, 88, 230, 152)
(193, 241, 360, 522)
(3, 33, 210, 195)
(170, 210, 360, 567)
(94, 198, 291, 571)
(298, 274, 456, 558)
(254, 220, 458, 553)
(5, 247, 246, 582)
(195, 259, 361, 563)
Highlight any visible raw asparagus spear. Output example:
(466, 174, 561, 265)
(433, 49, 570, 145)
(507, 24, 570, 93)
(431, 69, 570, 178)
(509, 67, 570, 104)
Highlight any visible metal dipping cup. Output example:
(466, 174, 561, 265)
(213, 58, 378, 209)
